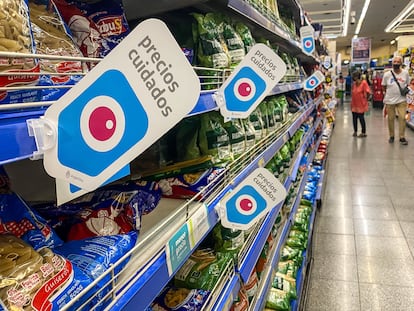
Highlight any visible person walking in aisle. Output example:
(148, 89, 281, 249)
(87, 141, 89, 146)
(351, 71, 371, 137)
(382, 55, 410, 145)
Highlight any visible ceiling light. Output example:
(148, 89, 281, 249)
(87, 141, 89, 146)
(342, 0, 351, 36)
(385, 0, 414, 32)
(354, 0, 371, 35)
(344, 60, 350, 64)
(353, 34, 358, 39)
(390, 39, 396, 44)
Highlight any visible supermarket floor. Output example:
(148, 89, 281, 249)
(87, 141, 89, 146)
(304, 99, 414, 311)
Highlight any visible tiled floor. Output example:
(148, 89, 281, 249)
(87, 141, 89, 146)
(305, 100, 414, 311)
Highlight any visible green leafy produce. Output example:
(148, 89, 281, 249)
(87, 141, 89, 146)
(265, 288, 290, 310)
(272, 272, 297, 300)
(222, 118, 246, 159)
(175, 115, 201, 161)
(235, 22, 256, 53)
(241, 119, 256, 151)
(199, 111, 232, 165)
(249, 107, 265, 141)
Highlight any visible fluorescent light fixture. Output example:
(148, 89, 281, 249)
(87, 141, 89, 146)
(342, 0, 351, 36)
(355, 0, 371, 35)
(353, 34, 358, 39)
(344, 60, 350, 64)
(390, 39, 396, 44)
(324, 34, 339, 39)
(385, 0, 414, 32)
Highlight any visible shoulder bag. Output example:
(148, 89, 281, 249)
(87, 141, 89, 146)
(390, 70, 410, 96)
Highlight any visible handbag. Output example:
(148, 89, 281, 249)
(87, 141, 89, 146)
(391, 71, 410, 96)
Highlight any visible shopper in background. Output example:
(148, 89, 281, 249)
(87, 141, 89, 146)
(351, 71, 371, 137)
(382, 55, 410, 145)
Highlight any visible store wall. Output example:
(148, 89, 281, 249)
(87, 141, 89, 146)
(337, 43, 394, 63)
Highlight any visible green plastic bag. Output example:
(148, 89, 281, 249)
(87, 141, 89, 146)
(265, 288, 290, 310)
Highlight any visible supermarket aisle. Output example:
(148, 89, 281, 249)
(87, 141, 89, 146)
(305, 102, 414, 311)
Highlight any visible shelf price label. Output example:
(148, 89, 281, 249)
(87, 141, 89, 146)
(39, 19, 200, 204)
(219, 168, 287, 230)
(166, 223, 193, 275)
(166, 204, 209, 275)
(300, 25, 315, 56)
(303, 70, 324, 91)
(215, 44, 286, 120)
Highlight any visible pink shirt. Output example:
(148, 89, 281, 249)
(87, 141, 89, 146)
(351, 80, 371, 113)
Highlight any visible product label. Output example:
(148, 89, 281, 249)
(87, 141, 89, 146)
(166, 223, 193, 275)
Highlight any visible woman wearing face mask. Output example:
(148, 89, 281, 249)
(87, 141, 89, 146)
(351, 71, 371, 137)
(382, 55, 411, 145)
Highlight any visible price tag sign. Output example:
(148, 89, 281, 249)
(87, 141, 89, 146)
(216, 44, 286, 120)
(300, 26, 315, 56)
(41, 19, 200, 202)
(323, 56, 332, 69)
(219, 167, 287, 230)
(166, 223, 193, 275)
(303, 70, 325, 91)
(188, 204, 210, 245)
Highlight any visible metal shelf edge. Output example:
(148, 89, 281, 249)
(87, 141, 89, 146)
(212, 275, 241, 311)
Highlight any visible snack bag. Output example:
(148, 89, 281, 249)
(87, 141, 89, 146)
(0, 234, 95, 311)
(53, 0, 102, 58)
(151, 286, 210, 311)
(68, 0, 130, 57)
(0, 0, 40, 104)
(0, 192, 63, 250)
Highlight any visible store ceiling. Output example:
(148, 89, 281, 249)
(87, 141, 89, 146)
(300, 0, 412, 51)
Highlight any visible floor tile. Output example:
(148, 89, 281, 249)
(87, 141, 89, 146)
(355, 236, 411, 259)
(313, 233, 356, 256)
(353, 219, 404, 237)
(316, 217, 354, 235)
(352, 205, 397, 220)
(394, 207, 414, 222)
(351, 185, 389, 198)
(310, 254, 358, 282)
(351, 194, 393, 207)
(319, 204, 353, 218)
(351, 176, 385, 186)
(400, 222, 414, 239)
(305, 279, 360, 311)
(360, 283, 414, 311)
(357, 256, 414, 286)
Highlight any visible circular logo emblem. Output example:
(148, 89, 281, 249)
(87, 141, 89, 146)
(80, 95, 125, 152)
(235, 194, 257, 216)
(305, 39, 312, 48)
(233, 78, 256, 102)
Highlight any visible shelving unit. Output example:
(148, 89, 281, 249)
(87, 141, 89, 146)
(0, 0, 327, 310)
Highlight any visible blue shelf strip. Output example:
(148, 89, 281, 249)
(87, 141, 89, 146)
(0, 81, 306, 166)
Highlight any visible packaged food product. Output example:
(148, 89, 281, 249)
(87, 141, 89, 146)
(248, 107, 265, 141)
(29, 0, 84, 101)
(234, 23, 255, 53)
(174, 249, 233, 290)
(241, 119, 256, 151)
(213, 225, 244, 258)
(151, 286, 210, 311)
(68, 0, 130, 57)
(244, 269, 259, 302)
(265, 288, 290, 310)
(272, 272, 297, 300)
(0, 0, 40, 104)
(199, 111, 232, 165)
(230, 288, 249, 311)
(222, 118, 246, 159)
(0, 192, 63, 250)
(0, 234, 96, 311)
(53, 0, 102, 58)
(156, 167, 225, 200)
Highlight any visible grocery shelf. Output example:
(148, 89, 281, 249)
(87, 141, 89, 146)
(407, 120, 414, 131)
(249, 129, 319, 311)
(290, 204, 316, 311)
(237, 112, 318, 283)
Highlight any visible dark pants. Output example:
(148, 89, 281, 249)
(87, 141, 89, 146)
(352, 112, 366, 134)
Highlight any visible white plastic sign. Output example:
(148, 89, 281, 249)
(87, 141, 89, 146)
(219, 168, 287, 230)
(216, 43, 286, 120)
(300, 26, 315, 56)
(303, 70, 325, 91)
(42, 19, 200, 196)
(323, 56, 331, 69)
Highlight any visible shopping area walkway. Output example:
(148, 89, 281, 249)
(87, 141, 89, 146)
(305, 100, 414, 311)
